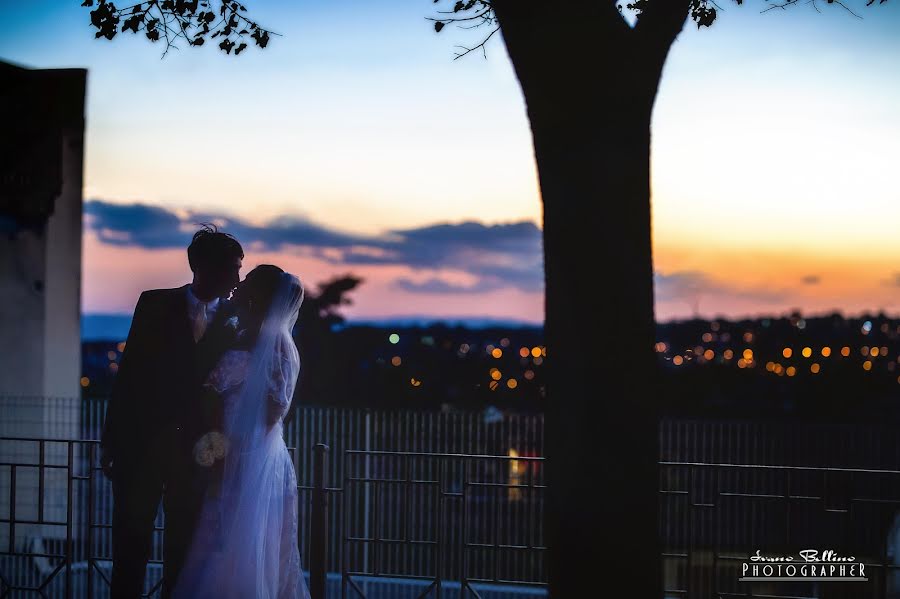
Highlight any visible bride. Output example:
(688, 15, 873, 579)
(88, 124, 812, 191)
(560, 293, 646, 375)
(172, 265, 312, 599)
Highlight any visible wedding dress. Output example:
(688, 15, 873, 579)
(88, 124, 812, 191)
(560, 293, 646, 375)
(172, 272, 311, 599)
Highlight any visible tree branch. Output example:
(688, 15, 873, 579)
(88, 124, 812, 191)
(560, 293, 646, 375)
(82, 0, 278, 57)
(630, 0, 693, 84)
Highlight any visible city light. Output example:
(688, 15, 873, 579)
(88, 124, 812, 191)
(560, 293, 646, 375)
(531, 347, 541, 358)
(391, 356, 401, 366)
(490, 368, 502, 381)
(519, 347, 530, 358)
(673, 355, 684, 366)
(863, 360, 872, 371)
(801, 347, 812, 358)
(389, 333, 400, 344)
(841, 346, 851, 357)
(80, 376, 90, 387)
(811, 363, 820, 374)
(821, 347, 831, 357)
(783, 348, 793, 358)
(492, 348, 503, 359)
(507, 379, 518, 389)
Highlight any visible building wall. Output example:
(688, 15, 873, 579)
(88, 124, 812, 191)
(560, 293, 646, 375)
(0, 62, 85, 412)
(0, 229, 46, 399)
(0, 62, 86, 546)
(43, 91, 85, 404)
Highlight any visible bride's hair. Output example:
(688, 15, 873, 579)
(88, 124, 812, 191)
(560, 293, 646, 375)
(236, 265, 303, 345)
(245, 264, 285, 314)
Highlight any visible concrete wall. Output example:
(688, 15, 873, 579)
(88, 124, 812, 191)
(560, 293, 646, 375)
(0, 62, 85, 410)
(0, 62, 87, 547)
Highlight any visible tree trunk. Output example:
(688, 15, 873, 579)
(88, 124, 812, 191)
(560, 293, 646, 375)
(491, 2, 687, 596)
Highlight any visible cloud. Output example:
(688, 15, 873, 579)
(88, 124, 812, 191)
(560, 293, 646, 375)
(85, 201, 184, 248)
(394, 277, 505, 294)
(801, 274, 821, 285)
(654, 270, 787, 304)
(84, 200, 544, 293)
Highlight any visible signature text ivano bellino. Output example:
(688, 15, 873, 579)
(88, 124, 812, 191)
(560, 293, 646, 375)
(742, 550, 865, 580)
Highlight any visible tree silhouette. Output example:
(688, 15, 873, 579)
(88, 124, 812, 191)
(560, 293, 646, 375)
(429, 2, 887, 596)
(79, 1, 890, 595)
(287, 274, 363, 420)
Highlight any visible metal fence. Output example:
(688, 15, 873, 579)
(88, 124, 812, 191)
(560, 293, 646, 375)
(4, 397, 900, 598)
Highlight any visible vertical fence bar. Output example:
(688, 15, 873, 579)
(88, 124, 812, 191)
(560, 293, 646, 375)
(341, 450, 349, 599)
(310, 443, 329, 599)
(38, 442, 45, 523)
(66, 441, 74, 599)
(9, 464, 16, 553)
(88, 442, 96, 599)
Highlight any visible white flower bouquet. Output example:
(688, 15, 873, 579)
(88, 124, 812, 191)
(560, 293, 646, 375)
(193, 430, 230, 467)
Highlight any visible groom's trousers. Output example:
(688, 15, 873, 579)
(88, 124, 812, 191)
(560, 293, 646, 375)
(109, 432, 206, 599)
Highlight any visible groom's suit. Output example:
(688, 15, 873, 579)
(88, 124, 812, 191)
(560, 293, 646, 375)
(101, 284, 236, 599)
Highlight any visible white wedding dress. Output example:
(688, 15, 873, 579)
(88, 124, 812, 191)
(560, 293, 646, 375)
(172, 272, 311, 599)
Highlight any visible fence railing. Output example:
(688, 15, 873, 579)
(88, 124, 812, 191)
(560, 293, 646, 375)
(6, 397, 900, 597)
(6, 436, 900, 598)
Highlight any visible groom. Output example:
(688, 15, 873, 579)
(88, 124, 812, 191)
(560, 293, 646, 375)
(100, 225, 244, 598)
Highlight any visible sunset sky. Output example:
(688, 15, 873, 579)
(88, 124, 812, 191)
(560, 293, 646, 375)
(2, 1, 899, 325)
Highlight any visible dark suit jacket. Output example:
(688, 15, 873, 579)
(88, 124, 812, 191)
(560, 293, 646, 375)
(101, 285, 236, 475)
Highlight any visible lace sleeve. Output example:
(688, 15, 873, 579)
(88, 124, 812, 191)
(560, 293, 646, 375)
(204, 350, 251, 394)
(266, 340, 298, 422)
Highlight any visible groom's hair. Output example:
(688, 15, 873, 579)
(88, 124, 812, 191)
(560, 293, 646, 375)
(187, 224, 244, 273)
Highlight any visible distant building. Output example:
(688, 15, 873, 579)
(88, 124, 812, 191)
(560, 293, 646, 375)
(0, 59, 85, 411)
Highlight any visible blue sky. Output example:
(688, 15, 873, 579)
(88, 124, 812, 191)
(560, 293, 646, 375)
(2, 1, 899, 323)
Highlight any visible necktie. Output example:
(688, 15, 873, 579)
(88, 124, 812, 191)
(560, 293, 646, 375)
(193, 302, 208, 342)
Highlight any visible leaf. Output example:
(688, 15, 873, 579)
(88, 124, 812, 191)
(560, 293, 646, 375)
(251, 28, 269, 48)
(434, 21, 445, 32)
(234, 42, 247, 55)
(82, 0, 94, 6)
(192, 36, 205, 45)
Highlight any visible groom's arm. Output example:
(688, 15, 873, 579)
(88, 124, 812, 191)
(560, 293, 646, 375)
(100, 292, 153, 477)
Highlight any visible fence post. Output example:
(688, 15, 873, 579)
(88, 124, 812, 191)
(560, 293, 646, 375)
(310, 443, 329, 599)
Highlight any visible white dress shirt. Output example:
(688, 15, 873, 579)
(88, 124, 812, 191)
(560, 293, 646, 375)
(186, 285, 220, 343)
